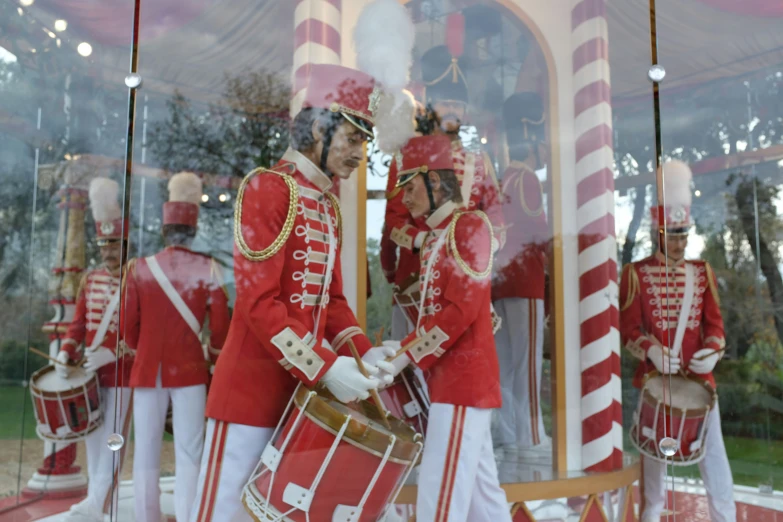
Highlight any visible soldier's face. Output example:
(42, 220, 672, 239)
(664, 234, 688, 262)
(323, 120, 369, 180)
(432, 100, 466, 134)
(100, 241, 123, 271)
(402, 172, 441, 219)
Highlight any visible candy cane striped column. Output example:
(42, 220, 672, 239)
(572, 0, 623, 472)
(291, 0, 343, 116)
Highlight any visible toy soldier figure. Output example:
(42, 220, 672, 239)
(491, 92, 551, 460)
(57, 178, 134, 522)
(122, 172, 230, 522)
(381, 26, 503, 343)
(619, 160, 736, 522)
(378, 135, 512, 522)
(190, 64, 392, 522)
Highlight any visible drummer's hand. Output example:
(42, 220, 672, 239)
(362, 344, 399, 385)
(83, 347, 116, 372)
(55, 351, 72, 378)
(688, 348, 719, 374)
(322, 356, 381, 403)
(647, 344, 681, 374)
(381, 341, 411, 376)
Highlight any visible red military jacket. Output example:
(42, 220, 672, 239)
(121, 246, 230, 388)
(61, 267, 134, 387)
(619, 253, 726, 388)
(400, 201, 502, 409)
(492, 162, 549, 301)
(380, 141, 504, 292)
(206, 148, 373, 427)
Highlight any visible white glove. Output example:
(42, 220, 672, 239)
(362, 346, 397, 385)
(55, 351, 72, 378)
(688, 348, 720, 374)
(83, 347, 116, 372)
(647, 344, 681, 375)
(322, 356, 381, 403)
(381, 340, 411, 376)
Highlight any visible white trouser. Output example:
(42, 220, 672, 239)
(641, 402, 736, 522)
(134, 379, 207, 522)
(417, 404, 512, 522)
(493, 297, 547, 448)
(82, 386, 133, 517)
(190, 419, 274, 522)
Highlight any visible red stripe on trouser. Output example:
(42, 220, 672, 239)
(435, 406, 466, 522)
(103, 394, 133, 514)
(529, 304, 540, 445)
(196, 420, 229, 522)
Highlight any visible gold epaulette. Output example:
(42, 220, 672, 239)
(448, 210, 493, 280)
(324, 192, 343, 248)
(704, 261, 720, 306)
(620, 263, 639, 312)
(234, 167, 298, 262)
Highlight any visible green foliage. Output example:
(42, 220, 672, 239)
(366, 238, 393, 340)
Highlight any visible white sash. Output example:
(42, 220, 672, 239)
(87, 287, 120, 352)
(146, 255, 201, 338)
(670, 263, 695, 358)
(460, 153, 476, 208)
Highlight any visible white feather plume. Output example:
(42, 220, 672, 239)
(353, 0, 415, 92)
(374, 89, 416, 154)
(168, 172, 203, 204)
(660, 160, 692, 207)
(88, 178, 121, 222)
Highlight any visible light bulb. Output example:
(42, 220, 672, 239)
(54, 19, 67, 32)
(77, 42, 92, 57)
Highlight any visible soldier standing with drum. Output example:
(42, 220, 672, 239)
(122, 171, 230, 522)
(379, 135, 513, 522)
(619, 160, 736, 522)
(189, 64, 393, 522)
(56, 177, 134, 522)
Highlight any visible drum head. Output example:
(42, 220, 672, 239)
(294, 386, 422, 464)
(34, 366, 93, 392)
(645, 375, 714, 410)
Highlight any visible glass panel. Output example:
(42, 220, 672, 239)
(0, 0, 135, 517)
(650, 0, 783, 519)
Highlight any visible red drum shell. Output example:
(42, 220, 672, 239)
(30, 365, 102, 442)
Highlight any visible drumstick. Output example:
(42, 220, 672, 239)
(374, 327, 385, 347)
(693, 348, 725, 361)
(346, 339, 392, 429)
(385, 338, 417, 363)
(28, 347, 65, 366)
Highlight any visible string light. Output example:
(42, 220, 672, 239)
(77, 42, 92, 57)
(201, 194, 209, 203)
(54, 19, 67, 32)
(218, 194, 230, 203)
(19, 0, 34, 6)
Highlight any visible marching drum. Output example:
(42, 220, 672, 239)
(630, 372, 716, 465)
(378, 368, 429, 437)
(242, 385, 423, 522)
(30, 365, 102, 442)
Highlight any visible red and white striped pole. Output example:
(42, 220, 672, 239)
(291, 0, 343, 117)
(572, 0, 623, 472)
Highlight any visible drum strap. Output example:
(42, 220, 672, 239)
(146, 255, 201, 339)
(87, 288, 120, 353)
(671, 263, 695, 358)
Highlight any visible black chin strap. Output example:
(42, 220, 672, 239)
(422, 172, 437, 214)
(320, 131, 334, 177)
